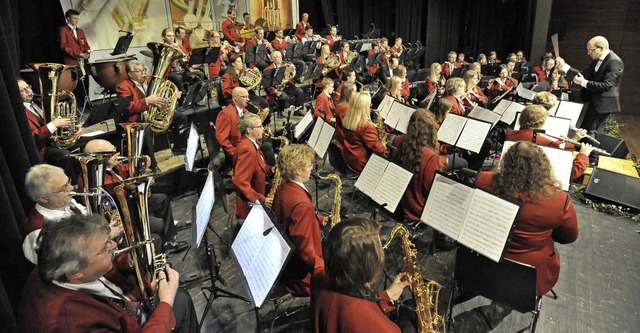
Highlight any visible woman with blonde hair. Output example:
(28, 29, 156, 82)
(394, 64, 410, 101)
(385, 76, 405, 104)
(443, 77, 466, 115)
(462, 69, 488, 106)
(425, 62, 445, 97)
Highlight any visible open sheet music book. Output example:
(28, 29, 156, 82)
(231, 204, 293, 308)
(501, 140, 574, 191)
(438, 114, 492, 153)
(421, 173, 521, 262)
(377, 95, 395, 119)
(549, 101, 584, 127)
(516, 83, 536, 101)
(383, 100, 416, 133)
(492, 99, 525, 125)
(294, 108, 314, 139)
(467, 106, 502, 130)
(307, 118, 335, 158)
(514, 113, 571, 138)
(354, 154, 414, 212)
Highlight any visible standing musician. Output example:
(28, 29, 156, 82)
(425, 62, 445, 97)
(311, 218, 410, 332)
(161, 28, 205, 95)
(487, 65, 517, 101)
(244, 26, 272, 70)
(242, 12, 255, 30)
(531, 56, 554, 81)
(339, 92, 387, 173)
(232, 114, 272, 220)
(174, 27, 192, 56)
(295, 13, 311, 41)
(221, 55, 269, 110)
(462, 69, 488, 106)
(314, 77, 336, 123)
(441, 51, 460, 78)
(221, 9, 245, 47)
(555, 36, 624, 132)
(59, 9, 91, 109)
(263, 51, 304, 112)
(215, 86, 250, 161)
(324, 25, 342, 50)
(442, 77, 467, 115)
(475, 141, 580, 296)
(273, 144, 326, 296)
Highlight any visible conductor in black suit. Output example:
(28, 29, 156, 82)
(556, 36, 624, 132)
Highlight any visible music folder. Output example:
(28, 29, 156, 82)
(515, 83, 536, 101)
(307, 117, 335, 158)
(111, 32, 133, 56)
(467, 106, 502, 130)
(189, 47, 220, 65)
(231, 203, 293, 308)
(514, 113, 571, 138)
(354, 154, 413, 213)
(421, 172, 522, 262)
(294, 107, 314, 139)
(438, 114, 492, 153)
(382, 100, 416, 134)
(501, 140, 574, 191)
(492, 99, 525, 125)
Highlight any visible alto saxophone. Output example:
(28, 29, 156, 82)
(267, 135, 289, 198)
(372, 109, 388, 146)
(316, 173, 342, 228)
(383, 224, 446, 333)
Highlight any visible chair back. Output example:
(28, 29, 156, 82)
(327, 140, 350, 176)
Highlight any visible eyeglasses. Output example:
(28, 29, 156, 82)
(129, 68, 147, 73)
(39, 179, 75, 196)
(249, 125, 263, 129)
(91, 239, 116, 257)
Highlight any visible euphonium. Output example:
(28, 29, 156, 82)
(321, 53, 341, 76)
(267, 135, 289, 198)
(239, 67, 263, 91)
(33, 63, 78, 149)
(120, 122, 151, 178)
(113, 176, 167, 313)
(145, 42, 184, 133)
(383, 224, 446, 333)
(316, 173, 342, 228)
(372, 109, 388, 146)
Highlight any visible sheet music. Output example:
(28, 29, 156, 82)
(383, 100, 404, 128)
(468, 106, 501, 129)
(394, 105, 415, 134)
(493, 100, 524, 124)
(371, 163, 413, 212)
(502, 141, 574, 191)
(185, 123, 199, 172)
(421, 174, 475, 239)
(231, 205, 292, 308)
(294, 109, 314, 139)
(514, 114, 571, 138)
(307, 117, 324, 149)
(378, 95, 395, 119)
(550, 101, 583, 127)
(456, 189, 520, 262)
(438, 113, 467, 145)
(314, 123, 335, 158)
(355, 154, 388, 195)
(457, 119, 491, 153)
(516, 83, 536, 100)
(194, 172, 215, 248)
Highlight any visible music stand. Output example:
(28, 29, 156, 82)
(347, 55, 361, 72)
(111, 32, 133, 56)
(190, 47, 220, 67)
(307, 63, 325, 81)
(283, 43, 299, 61)
(302, 41, 320, 55)
(368, 52, 385, 67)
(330, 40, 345, 53)
(254, 44, 269, 64)
(244, 45, 258, 64)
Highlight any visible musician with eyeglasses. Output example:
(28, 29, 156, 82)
(19, 214, 197, 332)
(324, 25, 342, 50)
(532, 56, 555, 83)
(442, 51, 460, 78)
(264, 51, 304, 113)
(221, 55, 270, 111)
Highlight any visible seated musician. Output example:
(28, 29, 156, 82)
(215, 87, 250, 161)
(475, 141, 579, 296)
(366, 42, 381, 75)
(271, 28, 289, 54)
(487, 65, 517, 101)
(301, 26, 324, 60)
(386, 76, 406, 104)
(425, 62, 445, 97)
(377, 57, 398, 86)
(462, 69, 488, 106)
(506, 104, 592, 180)
(315, 44, 333, 87)
(516, 50, 527, 63)
(314, 77, 336, 123)
(174, 27, 192, 56)
(443, 77, 467, 115)
(339, 92, 387, 173)
(390, 37, 404, 58)
(244, 27, 272, 71)
(82, 139, 187, 254)
(19, 214, 198, 332)
(442, 51, 460, 78)
(469, 61, 483, 80)
(548, 65, 569, 91)
(394, 65, 411, 102)
(161, 28, 205, 95)
(477, 53, 488, 65)
(295, 13, 311, 41)
(272, 144, 326, 296)
(221, 55, 269, 110)
(488, 51, 500, 64)
(334, 82, 356, 150)
(505, 58, 519, 81)
(325, 25, 341, 50)
(263, 51, 304, 112)
(221, 9, 245, 47)
(242, 12, 255, 30)
(232, 114, 272, 220)
(116, 60, 188, 166)
(531, 56, 555, 83)
(311, 218, 410, 332)
(427, 98, 468, 170)
(456, 53, 469, 66)
(532, 91, 558, 111)
(208, 30, 230, 78)
(334, 69, 357, 104)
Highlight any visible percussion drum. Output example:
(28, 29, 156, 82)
(21, 65, 78, 93)
(88, 55, 136, 92)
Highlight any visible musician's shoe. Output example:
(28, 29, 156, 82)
(164, 238, 188, 254)
(172, 147, 187, 155)
(152, 166, 162, 174)
(294, 110, 305, 117)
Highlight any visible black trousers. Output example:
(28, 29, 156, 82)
(580, 104, 610, 133)
(171, 288, 198, 333)
(147, 193, 177, 244)
(168, 70, 206, 93)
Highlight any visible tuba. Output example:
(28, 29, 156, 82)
(33, 63, 78, 149)
(321, 53, 341, 76)
(120, 122, 151, 178)
(383, 224, 446, 333)
(145, 42, 184, 133)
(267, 136, 289, 198)
(239, 67, 263, 91)
(316, 173, 342, 227)
(113, 176, 167, 312)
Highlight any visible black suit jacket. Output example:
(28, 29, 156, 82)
(571, 50, 624, 114)
(376, 63, 393, 85)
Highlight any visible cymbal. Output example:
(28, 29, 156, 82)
(140, 50, 153, 58)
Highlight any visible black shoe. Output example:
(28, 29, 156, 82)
(152, 166, 162, 174)
(172, 147, 187, 155)
(294, 110, 306, 117)
(163, 239, 188, 254)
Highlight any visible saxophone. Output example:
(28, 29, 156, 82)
(383, 224, 446, 333)
(145, 42, 184, 133)
(372, 109, 388, 146)
(316, 173, 342, 228)
(267, 136, 289, 198)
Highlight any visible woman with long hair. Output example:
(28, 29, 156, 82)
(385, 76, 405, 104)
(548, 65, 569, 91)
(462, 69, 488, 106)
(425, 62, 445, 97)
(221, 54, 269, 110)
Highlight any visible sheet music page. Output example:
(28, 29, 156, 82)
(457, 190, 520, 262)
(516, 83, 536, 100)
(307, 117, 324, 150)
(551, 101, 583, 127)
(394, 106, 416, 134)
(438, 113, 467, 145)
(513, 114, 571, 138)
(383, 100, 405, 129)
(354, 154, 388, 196)
(378, 95, 395, 119)
(294, 109, 314, 139)
(372, 162, 414, 212)
(185, 123, 199, 172)
(314, 123, 335, 158)
(468, 106, 501, 129)
(491, 99, 511, 115)
(194, 172, 216, 248)
(421, 173, 475, 240)
(457, 119, 491, 153)
(231, 205, 292, 307)
(501, 141, 573, 191)
(421, 88, 437, 105)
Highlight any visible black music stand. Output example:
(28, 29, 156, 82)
(302, 41, 320, 55)
(283, 43, 302, 61)
(347, 56, 362, 72)
(368, 52, 385, 68)
(111, 31, 133, 56)
(244, 45, 259, 65)
(190, 47, 220, 67)
(330, 40, 345, 53)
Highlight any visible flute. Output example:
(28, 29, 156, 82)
(541, 133, 611, 156)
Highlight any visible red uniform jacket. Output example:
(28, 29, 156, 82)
(295, 21, 310, 41)
(441, 61, 460, 77)
(340, 122, 387, 173)
(470, 85, 489, 104)
(208, 48, 223, 78)
(314, 92, 335, 121)
(179, 38, 192, 56)
(115, 79, 148, 122)
(311, 267, 399, 333)
(244, 38, 270, 68)
(25, 108, 51, 161)
(488, 78, 518, 101)
(59, 25, 90, 65)
(19, 269, 176, 333)
(425, 77, 438, 96)
(475, 171, 579, 295)
(221, 18, 242, 45)
(222, 72, 240, 104)
(315, 56, 326, 88)
(232, 137, 270, 219)
(263, 63, 293, 105)
(271, 38, 288, 53)
(273, 181, 324, 296)
(401, 79, 410, 100)
(215, 103, 248, 158)
(443, 94, 465, 115)
(367, 49, 379, 75)
(324, 35, 339, 49)
(531, 65, 548, 82)
(401, 147, 442, 220)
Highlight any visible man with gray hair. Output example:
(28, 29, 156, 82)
(263, 50, 304, 112)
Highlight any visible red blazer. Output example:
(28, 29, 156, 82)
(475, 171, 579, 295)
(401, 147, 442, 220)
(295, 21, 309, 40)
(443, 94, 465, 115)
(263, 63, 293, 104)
(221, 18, 242, 45)
(25, 108, 50, 161)
(324, 35, 338, 49)
(273, 181, 324, 296)
(311, 267, 399, 333)
(222, 72, 240, 104)
(215, 103, 248, 158)
(179, 38, 192, 56)
(271, 38, 288, 53)
(548, 80, 569, 91)
(314, 92, 335, 121)
(401, 79, 410, 99)
(115, 79, 148, 122)
(334, 102, 348, 122)
(25, 208, 45, 235)
(441, 62, 460, 77)
(425, 77, 438, 95)
(59, 25, 90, 65)
(20, 270, 175, 333)
(340, 122, 387, 173)
(232, 137, 270, 219)
(208, 48, 223, 78)
(244, 39, 270, 68)
(488, 78, 518, 101)
(531, 65, 547, 82)
(470, 85, 489, 104)
(333, 82, 345, 104)
(315, 56, 326, 88)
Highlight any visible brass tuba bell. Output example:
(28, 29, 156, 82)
(145, 42, 185, 133)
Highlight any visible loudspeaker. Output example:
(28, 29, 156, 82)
(594, 132, 628, 158)
(585, 167, 640, 210)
